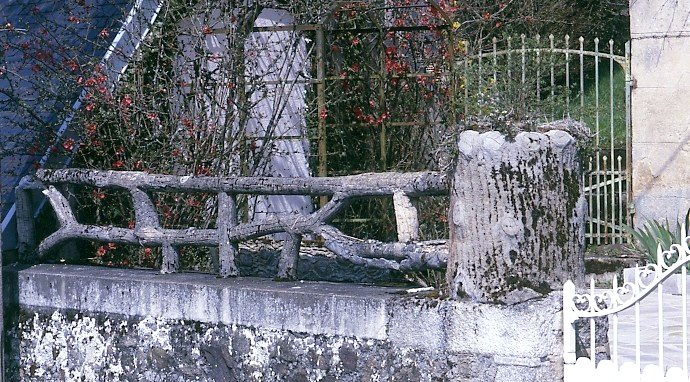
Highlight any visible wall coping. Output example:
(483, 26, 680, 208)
(8, 264, 563, 360)
(12, 264, 402, 341)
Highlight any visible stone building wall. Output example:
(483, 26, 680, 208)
(630, 0, 690, 223)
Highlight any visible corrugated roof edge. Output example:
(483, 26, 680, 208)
(1, 0, 164, 251)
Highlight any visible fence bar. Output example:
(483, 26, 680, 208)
(535, 34, 541, 98)
(617, 156, 623, 244)
(609, 40, 616, 243)
(130, 187, 179, 274)
(0, 216, 3, 382)
(635, 266, 641, 372)
(678, 248, 688, 378)
(549, 34, 555, 118)
(563, 281, 578, 368)
(609, 41, 615, 160)
(379, 33, 387, 169)
(521, 34, 526, 110)
(657, 248, 665, 373)
(612, 274, 619, 366)
(36, 169, 448, 197)
(15, 178, 37, 259)
(464, 43, 469, 118)
(316, 25, 327, 207)
(603, 155, 608, 243)
(520, 34, 527, 113)
(478, 48, 483, 91)
(579, 36, 584, 122)
(521, 34, 526, 86)
(589, 276, 596, 364)
(594, 38, 600, 146)
(625, 41, 633, 227)
(277, 233, 302, 280)
(507, 36, 512, 87)
(565, 35, 570, 116)
(447, 26, 457, 126)
(393, 191, 419, 242)
(588, 157, 593, 241)
(596, 153, 601, 245)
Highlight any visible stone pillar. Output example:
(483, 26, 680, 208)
(447, 129, 586, 303)
(630, 1, 690, 223)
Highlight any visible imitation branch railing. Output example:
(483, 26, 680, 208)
(16, 169, 449, 278)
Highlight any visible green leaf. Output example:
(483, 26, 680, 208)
(624, 208, 690, 264)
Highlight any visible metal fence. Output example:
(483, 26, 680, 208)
(460, 35, 632, 245)
(564, 230, 690, 380)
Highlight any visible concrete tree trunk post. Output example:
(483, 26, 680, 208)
(447, 129, 586, 303)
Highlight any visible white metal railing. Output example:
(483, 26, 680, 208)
(462, 35, 632, 245)
(564, 227, 690, 380)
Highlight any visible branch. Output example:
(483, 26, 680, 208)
(315, 225, 447, 271)
(42, 186, 77, 227)
(38, 225, 217, 258)
(36, 169, 449, 196)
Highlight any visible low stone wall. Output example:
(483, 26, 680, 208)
(5, 265, 564, 381)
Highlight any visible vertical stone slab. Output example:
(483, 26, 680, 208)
(447, 129, 586, 303)
(630, 1, 690, 223)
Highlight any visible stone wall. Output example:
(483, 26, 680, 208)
(5, 264, 564, 382)
(630, 0, 690, 223)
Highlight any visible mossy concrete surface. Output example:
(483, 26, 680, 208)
(5, 264, 564, 381)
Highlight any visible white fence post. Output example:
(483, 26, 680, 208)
(563, 280, 578, 381)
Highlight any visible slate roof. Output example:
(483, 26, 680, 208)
(0, 0, 160, 250)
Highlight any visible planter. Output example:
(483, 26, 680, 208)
(447, 126, 587, 303)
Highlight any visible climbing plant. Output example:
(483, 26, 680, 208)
(1, 0, 629, 269)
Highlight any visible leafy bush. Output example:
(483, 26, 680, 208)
(624, 210, 690, 264)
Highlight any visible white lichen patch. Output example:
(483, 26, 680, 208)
(16, 308, 470, 382)
(21, 311, 124, 382)
(328, 337, 344, 369)
(244, 328, 269, 369)
(136, 316, 172, 351)
(203, 327, 215, 342)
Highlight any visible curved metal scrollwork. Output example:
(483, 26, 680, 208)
(565, 228, 690, 319)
